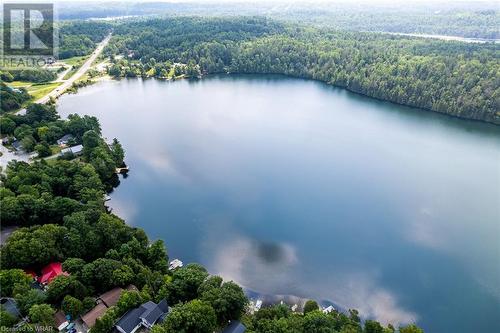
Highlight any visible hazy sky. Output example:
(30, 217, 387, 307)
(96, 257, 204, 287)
(6, 0, 494, 3)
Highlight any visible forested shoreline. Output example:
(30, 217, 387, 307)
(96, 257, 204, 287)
(105, 17, 500, 124)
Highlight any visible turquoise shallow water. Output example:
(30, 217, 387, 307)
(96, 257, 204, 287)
(58, 75, 500, 332)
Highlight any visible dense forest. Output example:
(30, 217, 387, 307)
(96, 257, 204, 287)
(0, 104, 424, 333)
(0, 83, 31, 113)
(106, 17, 500, 124)
(56, 1, 499, 39)
(59, 21, 111, 59)
(0, 69, 57, 83)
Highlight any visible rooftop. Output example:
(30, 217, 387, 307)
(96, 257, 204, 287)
(115, 299, 169, 333)
(0, 298, 21, 318)
(81, 303, 108, 329)
(99, 287, 123, 307)
(57, 134, 74, 145)
(38, 262, 69, 284)
(54, 310, 69, 330)
(60, 144, 84, 156)
(222, 321, 246, 333)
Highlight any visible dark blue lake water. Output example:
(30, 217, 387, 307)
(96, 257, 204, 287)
(58, 75, 500, 332)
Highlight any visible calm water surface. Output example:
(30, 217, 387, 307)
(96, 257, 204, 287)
(57, 75, 500, 332)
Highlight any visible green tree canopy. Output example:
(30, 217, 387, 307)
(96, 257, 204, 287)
(303, 300, 319, 314)
(162, 299, 217, 333)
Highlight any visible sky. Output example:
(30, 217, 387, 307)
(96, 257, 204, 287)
(5, 0, 494, 3)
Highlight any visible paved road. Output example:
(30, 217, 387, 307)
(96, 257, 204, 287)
(16, 33, 112, 114)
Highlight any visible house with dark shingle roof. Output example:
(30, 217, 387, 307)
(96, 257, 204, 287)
(11, 140, 24, 152)
(221, 321, 246, 333)
(56, 134, 74, 146)
(0, 298, 22, 319)
(115, 300, 168, 333)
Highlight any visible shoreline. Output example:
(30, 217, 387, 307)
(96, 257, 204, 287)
(99, 72, 500, 126)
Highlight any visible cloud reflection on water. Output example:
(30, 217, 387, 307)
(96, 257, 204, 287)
(109, 197, 139, 224)
(202, 223, 416, 327)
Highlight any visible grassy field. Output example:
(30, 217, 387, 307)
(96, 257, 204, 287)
(61, 56, 89, 79)
(8, 81, 32, 88)
(26, 82, 61, 100)
(62, 56, 88, 67)
(63, 67, 78, 80)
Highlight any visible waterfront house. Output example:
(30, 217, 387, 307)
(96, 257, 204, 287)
(221, 320, 246, 333)
(115, 300, 168, 333)
(322, 305, 335, 314)
(60, 144, 84, 156)
(38, 262, 69, 285)
(56, 134, 74, 147)
(168, 259, 183, 270)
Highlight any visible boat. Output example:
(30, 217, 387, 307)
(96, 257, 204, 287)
(115, 166, 129, 174)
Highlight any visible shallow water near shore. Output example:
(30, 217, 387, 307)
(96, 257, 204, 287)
(57, 75, 500, 332)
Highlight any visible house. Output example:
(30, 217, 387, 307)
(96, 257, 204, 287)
(168, 259, 183, 270)
(98, 285, 138, 307)
(60, 144, 84, 156)
(81, 303, 108, 330)
(222, 321, 246, 333)
(54, 310, 69, 331)
(38, 262, 69, 285)
(98, 287, 123, 308)
(11, 140, 23, 152)
(322, 305, 335, 314)
(56, 134, 74, 147)
(0, 298, 22, 319)
(81, 285, 138, 332)
(115, 300, 168, 333)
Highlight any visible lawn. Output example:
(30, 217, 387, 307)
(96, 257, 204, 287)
(63, 67, 78, 80)
(62, 55, 88, 67)
(7, 81, 33, 88)
(61, 56, 89, 79)
(26, 82, 61, 100)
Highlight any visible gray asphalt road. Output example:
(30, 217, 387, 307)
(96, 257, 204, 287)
(16, 33, 112, 115)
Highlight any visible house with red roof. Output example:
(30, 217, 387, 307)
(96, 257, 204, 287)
(37, 262, 69, 285)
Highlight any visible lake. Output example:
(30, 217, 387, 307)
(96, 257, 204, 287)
(57, 75, 500, 332)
